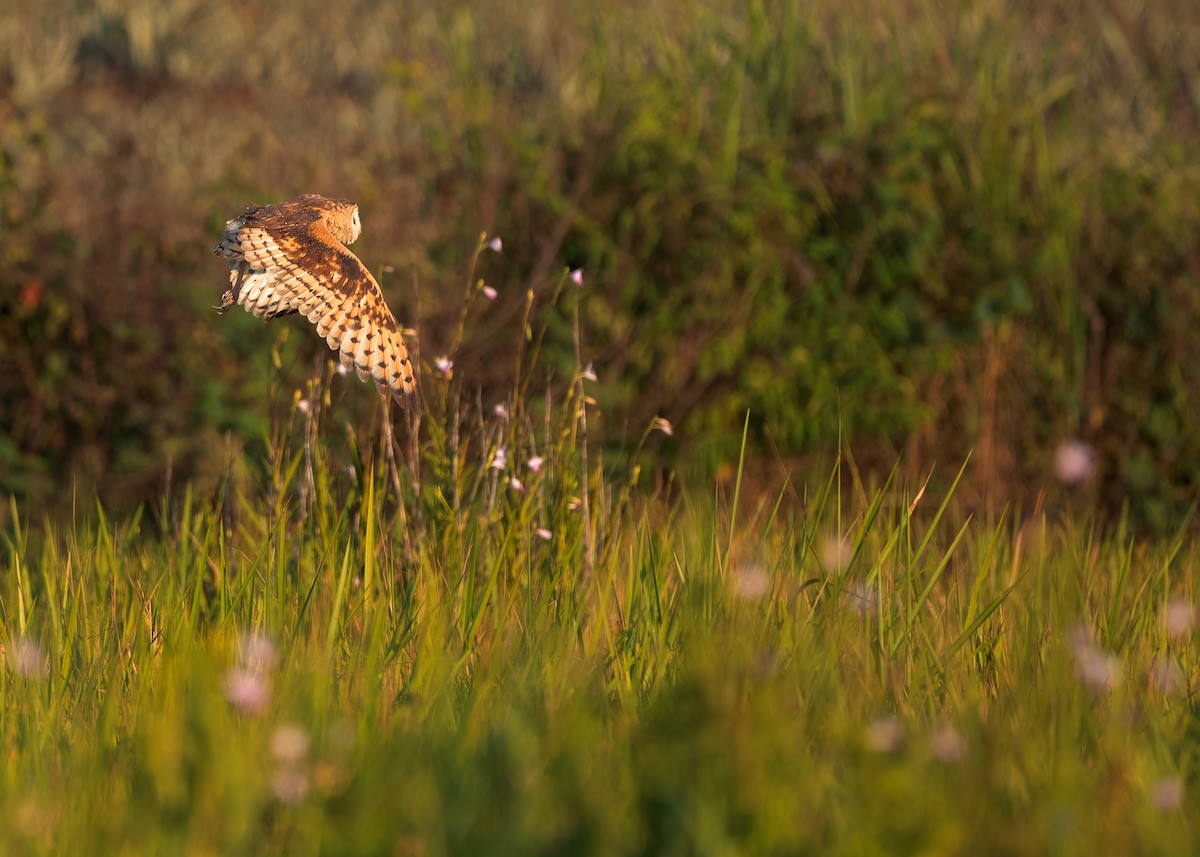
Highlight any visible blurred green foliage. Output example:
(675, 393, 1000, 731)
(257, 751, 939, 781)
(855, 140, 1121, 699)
(2, 0, 1200, 528)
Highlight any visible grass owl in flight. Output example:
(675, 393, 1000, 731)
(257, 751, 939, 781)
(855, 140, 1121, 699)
(213, 194, 418, 407)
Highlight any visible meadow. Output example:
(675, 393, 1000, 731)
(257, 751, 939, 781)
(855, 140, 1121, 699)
(2, 359, 1198, 854)
(3, 0, 1200, 853)
(4, 253, 1200, 853)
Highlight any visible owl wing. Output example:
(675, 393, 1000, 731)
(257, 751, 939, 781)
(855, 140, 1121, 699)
(227, 209, 419, 407)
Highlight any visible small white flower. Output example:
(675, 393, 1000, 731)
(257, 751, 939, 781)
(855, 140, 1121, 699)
(1069, 625, 1121, 693)
(581, 362, 597, 382)
(481, 284, 498, 301)
(652, 417, 673, 437)
(731, 564, 769, 601)
(494, 403, 509, 420)
(7, 637, 48, 679)
(435, 356, 453, 377)
(865, 717, 904, 753)
(1074, 644, 1122, 693)
(335, 362, 349, 376)
(928, 725, 968, 763)
(569, 268, 584, 287)
(847, 582, 878, 615)
(271, 724, 310, 764)
(820, 534, 854, 574)
(1054, 440, 1094, 486)
(1162, 598, 1195, 639)
(487, 236, 503, 253)
(534, 527, 552, 541)
(225, 668, 270, 716)
(238, 631, 278, 672)
(1151, 777, 1184, 811)
(1067, 623, 1094, 655)
(567, 496, 583, 510)
(271, 767, 309, 805)
(491, 447, 508, 470)
(527, 455, 544, 473)
(296, 399, 311, 415)
(509, 476, 525, 492)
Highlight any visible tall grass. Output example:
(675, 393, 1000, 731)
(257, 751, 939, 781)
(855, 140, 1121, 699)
(1, 366, 1197, 852)
(1, 5, 1199, 851)
(4, 0, 1200, 527)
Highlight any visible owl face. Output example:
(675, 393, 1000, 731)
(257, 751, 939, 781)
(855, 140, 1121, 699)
(320, 199, 360, 245)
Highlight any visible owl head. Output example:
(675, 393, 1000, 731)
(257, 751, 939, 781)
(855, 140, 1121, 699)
(316, 196, 361, 245)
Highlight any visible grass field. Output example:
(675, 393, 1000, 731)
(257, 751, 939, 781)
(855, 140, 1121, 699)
(2, 355, 1197, 854)
(3, 1, 1200, 853)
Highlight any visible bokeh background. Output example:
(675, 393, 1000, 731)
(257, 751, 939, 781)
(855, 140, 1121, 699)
(2, 0, 1199, 529)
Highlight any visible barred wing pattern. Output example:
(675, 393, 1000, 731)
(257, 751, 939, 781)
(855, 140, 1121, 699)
(213, 198, 418, 407)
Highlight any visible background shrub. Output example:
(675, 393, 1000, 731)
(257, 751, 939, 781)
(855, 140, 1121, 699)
(1, 0, 1199, 529)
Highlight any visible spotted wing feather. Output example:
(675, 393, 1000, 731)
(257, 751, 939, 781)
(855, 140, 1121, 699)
(217, 203, 418, 406)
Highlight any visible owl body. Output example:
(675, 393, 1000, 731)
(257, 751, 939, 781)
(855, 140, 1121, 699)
(213, 194, 418, 407)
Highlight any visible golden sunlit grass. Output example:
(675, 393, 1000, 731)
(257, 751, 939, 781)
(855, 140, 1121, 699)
(2, 246, 1199, 852)
(2, 398, 1198, 853)
(4, 0, 1200, 527)
(2, 2, 1200, 853)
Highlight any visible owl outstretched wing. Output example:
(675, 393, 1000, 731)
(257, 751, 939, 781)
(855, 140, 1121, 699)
(215, 203, 418, 407)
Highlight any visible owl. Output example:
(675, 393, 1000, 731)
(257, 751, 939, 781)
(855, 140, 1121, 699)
(213, 194, 418, 407)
